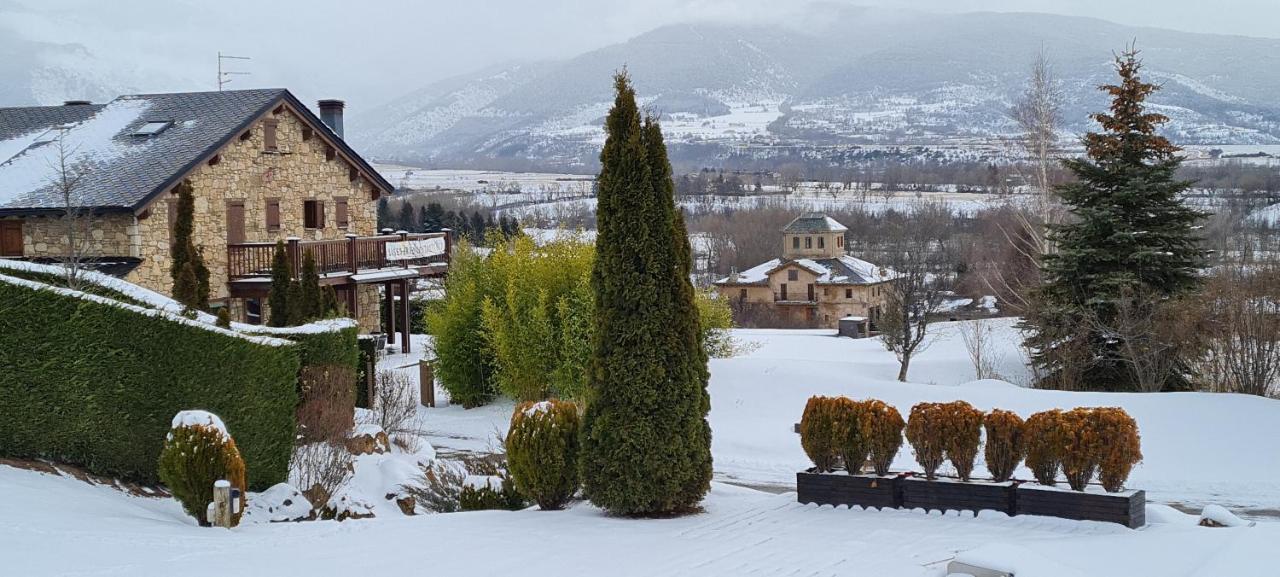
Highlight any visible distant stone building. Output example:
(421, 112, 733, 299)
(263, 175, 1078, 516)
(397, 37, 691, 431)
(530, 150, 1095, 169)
(714, 213, 894, 330)
(0, 89, 445, 344)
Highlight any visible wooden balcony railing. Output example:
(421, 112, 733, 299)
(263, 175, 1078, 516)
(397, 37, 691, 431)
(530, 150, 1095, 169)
(228, 232, 449, 280)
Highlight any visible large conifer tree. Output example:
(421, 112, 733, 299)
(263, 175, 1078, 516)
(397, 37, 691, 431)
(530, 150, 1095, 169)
(1024, 49, 1205, 391)
(580, 72, 711, 515)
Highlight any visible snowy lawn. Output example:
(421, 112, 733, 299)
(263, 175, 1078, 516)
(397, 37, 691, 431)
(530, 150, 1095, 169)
(4, 465, 1276, 577)
(406, 319, 1280, 516)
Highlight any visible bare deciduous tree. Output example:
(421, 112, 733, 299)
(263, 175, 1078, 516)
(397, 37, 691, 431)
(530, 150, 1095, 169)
(1078, 289, 1203, 393)
(1197, 260, 1280, 396)
(879, 205, 955, 381)
(47, 130, 95, 290)
(959, 316, 1002, 380)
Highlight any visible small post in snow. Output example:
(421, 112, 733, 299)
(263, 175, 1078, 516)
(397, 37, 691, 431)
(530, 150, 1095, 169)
(208, 480, 234, 528)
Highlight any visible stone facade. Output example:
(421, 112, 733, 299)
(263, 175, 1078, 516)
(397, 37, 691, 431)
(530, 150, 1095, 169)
(6, 102, 385, 331)
(722, 263, 889, 329)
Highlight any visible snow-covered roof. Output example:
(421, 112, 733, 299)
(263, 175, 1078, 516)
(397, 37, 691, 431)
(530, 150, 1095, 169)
(782, 213, 848, 234)
(0, 89, 392, 215)
(715, 255, 895, 286)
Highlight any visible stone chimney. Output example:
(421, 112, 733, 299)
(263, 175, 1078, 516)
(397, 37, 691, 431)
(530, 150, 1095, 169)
(318, 99, 345, 138)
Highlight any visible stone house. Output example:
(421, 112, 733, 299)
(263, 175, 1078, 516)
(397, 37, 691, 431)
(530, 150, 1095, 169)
(714, 213, 895, 330)
(0, 89, 443, 345)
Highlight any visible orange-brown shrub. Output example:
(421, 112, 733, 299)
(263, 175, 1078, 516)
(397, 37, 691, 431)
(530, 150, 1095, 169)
(1023, 410, 1065, 486)
(905, 402, 948, 479)
(296, 364, 357, 443)
(1059, 408, 1106, 491)
(836, 399, 871, 474)
(983, 409, 1025, 482)
(863, 400, 904, 476)
(1092, 408, 1142, 492)
(940, 401, 983, 481)
(158, 413, 247, 527)
(800, 396, 843, 472)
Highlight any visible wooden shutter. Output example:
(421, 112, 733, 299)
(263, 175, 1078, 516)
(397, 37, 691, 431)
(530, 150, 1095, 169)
(335, 198, 349, 229)
(305, 200, 325, 229)
(266, 199, 281, 231)
(0, 221, 23, 257)
(263, 119, 279, 151)
(226, 201, 246, 244)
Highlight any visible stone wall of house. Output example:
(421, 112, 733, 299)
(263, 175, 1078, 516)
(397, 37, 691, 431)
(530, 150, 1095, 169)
(14, 213, 138, 258)
(716, 276, 891, 329)
(356, 285, 381, 332)
(125, 105, 379, 301)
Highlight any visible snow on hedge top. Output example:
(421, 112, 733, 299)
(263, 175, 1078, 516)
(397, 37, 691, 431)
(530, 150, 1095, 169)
(0, 99, 152, 205)
(463, 475, 503, 491)
(522, 401, 553, 417)
(170, 410, 229, 440)
(0, 259, 355, 337)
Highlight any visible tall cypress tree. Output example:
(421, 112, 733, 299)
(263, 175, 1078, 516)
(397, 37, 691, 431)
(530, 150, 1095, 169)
(1024, 49, 1205, 391)
(376, 197, 392, 231)
(299, 252, 323, 322)
(169, 180, 209, 310)
(267, 240, 291, 327)
(580, 72, 711, 515)
(398, 202, 416, 232)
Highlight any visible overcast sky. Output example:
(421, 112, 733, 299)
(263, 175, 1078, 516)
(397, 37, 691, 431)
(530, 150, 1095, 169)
(2, 0, 1277, 111)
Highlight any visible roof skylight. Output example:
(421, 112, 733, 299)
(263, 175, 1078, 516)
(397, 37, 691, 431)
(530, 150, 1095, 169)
(133, 121, 172, 137)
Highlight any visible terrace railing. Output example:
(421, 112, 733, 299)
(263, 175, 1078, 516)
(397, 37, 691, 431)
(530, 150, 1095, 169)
(227, 232, 449, 279)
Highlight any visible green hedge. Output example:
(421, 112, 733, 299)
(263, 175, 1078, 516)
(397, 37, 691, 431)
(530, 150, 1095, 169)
(0, 278, 301, 490)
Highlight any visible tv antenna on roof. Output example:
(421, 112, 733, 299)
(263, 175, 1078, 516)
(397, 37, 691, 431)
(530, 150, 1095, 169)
(217, 52, 251, 90)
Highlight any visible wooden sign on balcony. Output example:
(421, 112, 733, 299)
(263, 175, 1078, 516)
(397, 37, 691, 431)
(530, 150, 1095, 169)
(386, 237, 446, 261)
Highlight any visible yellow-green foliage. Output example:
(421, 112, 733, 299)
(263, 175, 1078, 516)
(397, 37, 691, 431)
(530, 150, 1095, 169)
(941, 401, 984, 481)
(158, 419, 247, 527)
(1023, 410, 1065, 486)
(835, 398, 871, 474)
(695, 288, 735, 358)
(1093, 407, 1142, 492)
(863, 400, 904, 476)
(459, 474, 527, 511)
(799, 396, 843, 472)
(905, 402, 948, 479)
(506, 400, 581, 510)
(983, 409, 1025, 483)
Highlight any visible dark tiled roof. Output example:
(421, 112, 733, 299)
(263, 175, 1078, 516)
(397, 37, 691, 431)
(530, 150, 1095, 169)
(0, 89, 392, 216)
(782, 213, 848, 234)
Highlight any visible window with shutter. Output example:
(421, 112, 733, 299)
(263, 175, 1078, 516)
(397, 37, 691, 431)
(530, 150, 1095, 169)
(335, 198, 349, 229)
(266, 199, 281, 232)
(304, 200, 325, 229)
(0, 221, 23, 257)
(263, 119, 279, 151)
(226, 201, 246, 244)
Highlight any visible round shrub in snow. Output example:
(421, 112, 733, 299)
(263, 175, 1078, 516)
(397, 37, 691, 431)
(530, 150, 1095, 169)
(1094, 407, 1142, 492)
(941, 401, 983, 481)
(863, 400, 904, 476)
(982, 409, 1025, 483)
(905, 402, 947, 479)
(835, 398, 870, 475)
(799, 396, 843, 473)
(1023, 409, 1065, 486)
(158, 410, 247, 527)
(506, 400, 581, 510)
(1059, 408, 1105, 491)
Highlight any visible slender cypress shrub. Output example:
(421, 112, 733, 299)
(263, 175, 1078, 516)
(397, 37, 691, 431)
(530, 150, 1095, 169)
(1094, 408, 1142, 492)
(942, 401, 983, 481)
(169, 180, 209, 310)
(300, 252, 323, 322)
(835, 398, 871, 475)
(1060, 408, 1106, 491)
(905, 402, 947, 479)
(267, 241, 291, 327)
(983, 409, 1025, 483)
(579, 72, 711, 515)
(799, 396, 842, 473)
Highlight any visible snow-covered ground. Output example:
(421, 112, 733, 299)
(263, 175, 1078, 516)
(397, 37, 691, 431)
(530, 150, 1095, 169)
(4, 318, 1280, 575)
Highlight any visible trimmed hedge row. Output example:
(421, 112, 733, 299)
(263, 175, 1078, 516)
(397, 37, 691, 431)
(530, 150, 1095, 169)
(0, 278, 301, 490)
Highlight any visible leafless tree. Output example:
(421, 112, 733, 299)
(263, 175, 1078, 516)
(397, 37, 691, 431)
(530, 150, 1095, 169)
(364, 370, 428, 452)
(1197, 260, 1280, 396)
(47, 130, 94, 290)
(959, 317, 1002, 380)
(879, 205, 955, 381)
(1078, 289, 1203, 393)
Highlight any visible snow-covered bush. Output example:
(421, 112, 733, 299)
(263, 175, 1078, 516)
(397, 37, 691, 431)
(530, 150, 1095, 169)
(157, 411, 247, 527)
(1095, 408, 1142, 492)
(1059, 408, 1105, 491)
(983, 409, 1025, 483)
(459, 473, 526, 511)
(941, 401, 983, 481)
(1023, 410, 1065, 485)
(296, 365, 356, 443)
(506, 400, 580, 510)
(799, 396, 844, 472)
(905, 403, 948, 479)
(863, 400, 904, 476)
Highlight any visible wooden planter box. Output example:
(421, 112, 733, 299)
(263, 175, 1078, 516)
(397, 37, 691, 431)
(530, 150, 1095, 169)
(796, 470, 901, 510)
(899, 477, 1017, 516)
(1016, 485, 1145, 528)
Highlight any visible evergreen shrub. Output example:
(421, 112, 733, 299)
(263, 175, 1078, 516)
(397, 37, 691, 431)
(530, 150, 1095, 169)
(157, 411, 247, 527)
(863, 400, 905, 476)
(1059, 408, 1105, 491)
(941, 401, 984, 481)
(835, 398, 870, 475)
(505, 400, 581, 510)
(983, 409, 1025, 483)
(1094, 408, 1142, 492)
(905, 402, 948, 479)
(799, 396, 843, 472)
(1023, 410, 1065, 486)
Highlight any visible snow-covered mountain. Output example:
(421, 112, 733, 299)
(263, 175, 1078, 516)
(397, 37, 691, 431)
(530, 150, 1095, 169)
(350, 7, 1280, 170)
(0, 35, 183, 107)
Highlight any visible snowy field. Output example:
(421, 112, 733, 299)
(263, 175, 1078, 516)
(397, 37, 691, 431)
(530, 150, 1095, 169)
(375, 165, 594, 195)
(4, 318, 1280, 575)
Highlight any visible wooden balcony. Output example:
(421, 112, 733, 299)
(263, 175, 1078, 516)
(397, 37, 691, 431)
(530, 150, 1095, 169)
(227, 232, 449, 281)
